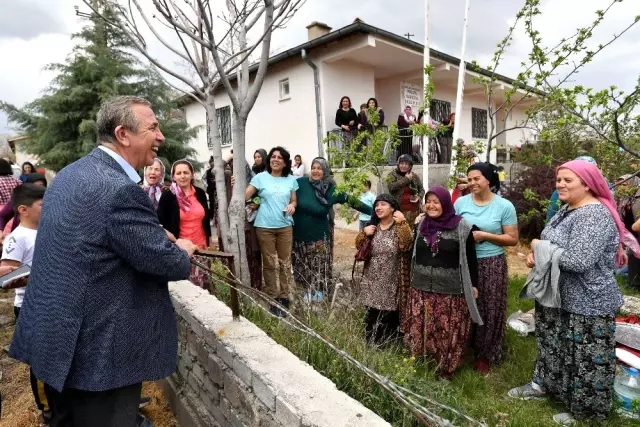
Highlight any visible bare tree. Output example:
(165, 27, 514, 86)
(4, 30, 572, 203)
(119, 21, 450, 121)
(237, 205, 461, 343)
(83, 0, 305, 283)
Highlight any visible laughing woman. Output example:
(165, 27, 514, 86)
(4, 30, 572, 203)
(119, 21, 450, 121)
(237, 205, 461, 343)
(158, 160, 211, 288)
(509, 160, 640, 424)
(356, 194, 413, 347)
(245, 146, 298, 314)
(405, 186, 482, 379)
(293, 157, 371, 301)
(143, 158, 167, 210)
(454, 162, 517, 374)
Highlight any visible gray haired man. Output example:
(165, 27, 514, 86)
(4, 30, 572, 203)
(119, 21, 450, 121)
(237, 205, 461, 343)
(10, 96, 198, 427)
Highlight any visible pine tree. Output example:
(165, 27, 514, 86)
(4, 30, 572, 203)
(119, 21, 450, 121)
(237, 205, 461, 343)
(0, 7, 200, 174)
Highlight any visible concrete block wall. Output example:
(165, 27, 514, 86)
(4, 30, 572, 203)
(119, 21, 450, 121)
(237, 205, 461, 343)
(162, 281, 390, 427)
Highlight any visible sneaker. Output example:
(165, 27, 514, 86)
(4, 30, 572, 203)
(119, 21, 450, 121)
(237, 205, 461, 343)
(507, 383, 547, 401)
(552, 413, 576, 425)
(139, 396, 152, 409)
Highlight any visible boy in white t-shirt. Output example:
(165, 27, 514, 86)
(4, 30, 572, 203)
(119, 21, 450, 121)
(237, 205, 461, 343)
(1, 183, 48, 422)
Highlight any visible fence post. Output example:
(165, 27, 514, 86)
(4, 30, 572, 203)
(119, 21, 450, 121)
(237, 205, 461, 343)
(227, 256, 241, 320)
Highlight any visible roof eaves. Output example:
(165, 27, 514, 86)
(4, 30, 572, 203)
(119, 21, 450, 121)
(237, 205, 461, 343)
(177, 21, 543, 104)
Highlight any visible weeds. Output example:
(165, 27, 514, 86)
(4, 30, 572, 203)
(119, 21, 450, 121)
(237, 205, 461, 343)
(211, 268, 637, 426)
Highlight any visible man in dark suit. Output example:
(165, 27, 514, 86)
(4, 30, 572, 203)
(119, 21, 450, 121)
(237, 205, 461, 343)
(10, 96, 198, 426)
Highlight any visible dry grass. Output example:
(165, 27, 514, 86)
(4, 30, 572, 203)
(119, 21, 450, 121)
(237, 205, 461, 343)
(0, 290, 176, 427)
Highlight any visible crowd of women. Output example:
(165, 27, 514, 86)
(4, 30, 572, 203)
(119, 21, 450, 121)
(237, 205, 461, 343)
(135, 143, 639, 424)
(356, 155, 640, 424)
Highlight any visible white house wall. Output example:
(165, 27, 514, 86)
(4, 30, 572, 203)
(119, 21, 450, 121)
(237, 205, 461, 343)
(183, 58, 318, 172)
(319, 59, 375, 133)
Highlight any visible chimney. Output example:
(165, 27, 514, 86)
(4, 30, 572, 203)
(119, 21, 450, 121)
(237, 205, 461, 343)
(306, 21, 332, 41)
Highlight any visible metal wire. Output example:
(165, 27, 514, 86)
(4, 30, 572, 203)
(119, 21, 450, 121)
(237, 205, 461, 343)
(190, 257, 486, 427)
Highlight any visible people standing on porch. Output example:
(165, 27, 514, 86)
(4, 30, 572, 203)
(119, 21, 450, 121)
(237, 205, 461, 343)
(397, 106, 416, 161)
(293, 158, 372, 302)
(356, 194, 413, 347)
(292, 154, 305, 177)
(439, 113, 455, 164)
(357, 103, 368, 131)
(158, 160, 212, 289)
(509, 160, 632, 425)
(366, 97, 385, 126)
(245, 146, 298, 315)
(404, 186, 482, 379)
(387, 154, 424, 226)
(335, 96, 358, 136)
(454, 162, 518, 374)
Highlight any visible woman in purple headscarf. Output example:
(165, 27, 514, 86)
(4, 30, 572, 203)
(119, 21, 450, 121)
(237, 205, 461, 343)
(143, 158, 167, 210)
(404, 186, 482, 379)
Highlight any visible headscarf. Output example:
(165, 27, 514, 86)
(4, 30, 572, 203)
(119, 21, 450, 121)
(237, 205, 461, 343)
(23, 173, 48, 187)
(396, 154, 413, 176)
(252, 149, 268, 174)
(467, 162, 500, 194)
(559, 160, 640, 259)
(143, 158, 166, 210)
(368, 193, 400, 226)
(309, 157, 332, 206)
(170, 160, 194, 213)
(419, 186, 463, 251)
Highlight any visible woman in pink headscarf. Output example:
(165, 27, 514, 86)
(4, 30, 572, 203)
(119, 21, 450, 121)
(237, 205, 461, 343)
(508, 160, 639, 424)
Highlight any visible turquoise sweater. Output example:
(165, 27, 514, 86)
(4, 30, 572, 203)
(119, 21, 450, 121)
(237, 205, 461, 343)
(293, 178, 372, 243)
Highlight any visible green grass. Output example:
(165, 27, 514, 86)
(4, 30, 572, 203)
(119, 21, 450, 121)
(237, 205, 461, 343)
(214, 275, 638, 427)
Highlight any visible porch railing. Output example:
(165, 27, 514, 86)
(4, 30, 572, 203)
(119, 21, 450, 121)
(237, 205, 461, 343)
(326, 127, 441, 168)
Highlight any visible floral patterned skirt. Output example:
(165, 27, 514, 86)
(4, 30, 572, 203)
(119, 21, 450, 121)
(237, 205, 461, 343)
(473, 254, 508, 363)
(404, 289, 471, 376)
(292, 238, 332, 295)
(532, 303, 616, 420)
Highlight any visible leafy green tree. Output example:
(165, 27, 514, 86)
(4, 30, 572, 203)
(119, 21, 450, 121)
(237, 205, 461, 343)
(0, 7, 199, 174)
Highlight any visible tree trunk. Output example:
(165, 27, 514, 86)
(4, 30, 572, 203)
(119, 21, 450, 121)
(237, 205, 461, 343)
(486, 104, 495, 162)
(229, 112, 250, 284)
(204, 93, 232, 252)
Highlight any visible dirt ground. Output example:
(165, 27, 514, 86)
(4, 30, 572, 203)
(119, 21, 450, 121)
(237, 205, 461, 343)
(0, 293, 177, 427)
(0, 228, 529, 425)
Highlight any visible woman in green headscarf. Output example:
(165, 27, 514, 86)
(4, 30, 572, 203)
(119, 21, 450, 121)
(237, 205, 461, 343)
(292, 157, 371, 302)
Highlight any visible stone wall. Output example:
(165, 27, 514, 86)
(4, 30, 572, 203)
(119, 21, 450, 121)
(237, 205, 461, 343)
(162, 281, 390, 427)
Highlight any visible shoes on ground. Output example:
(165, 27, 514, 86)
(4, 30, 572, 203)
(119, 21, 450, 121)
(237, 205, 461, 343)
(507, 382, 547, 401)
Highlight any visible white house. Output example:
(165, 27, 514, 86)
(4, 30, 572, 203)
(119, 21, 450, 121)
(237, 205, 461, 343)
(181, 19, 537, 170)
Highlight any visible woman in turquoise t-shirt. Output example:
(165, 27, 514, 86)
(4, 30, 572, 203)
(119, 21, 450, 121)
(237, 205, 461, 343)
(454, 162, 518, 374)
(245, 146, 298, 315)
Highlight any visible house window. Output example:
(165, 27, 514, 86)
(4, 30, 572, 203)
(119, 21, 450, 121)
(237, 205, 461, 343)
(217, 106, 232, 147)
(279, 78, 290, 100)
(471, 108, 488, 139)
(429, 99, 451, 124)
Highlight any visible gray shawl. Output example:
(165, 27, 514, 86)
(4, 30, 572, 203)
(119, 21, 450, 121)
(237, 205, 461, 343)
(520, 240, 564, 308)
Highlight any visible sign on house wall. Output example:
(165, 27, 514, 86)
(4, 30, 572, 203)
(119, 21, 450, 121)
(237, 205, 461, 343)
(401, 82, 422, 113)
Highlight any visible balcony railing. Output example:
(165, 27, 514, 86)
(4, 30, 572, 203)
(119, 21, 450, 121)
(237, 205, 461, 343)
(326, 127, 441, 168)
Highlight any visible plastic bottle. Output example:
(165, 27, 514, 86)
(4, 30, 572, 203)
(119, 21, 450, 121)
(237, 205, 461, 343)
(614, 365, 640, 418)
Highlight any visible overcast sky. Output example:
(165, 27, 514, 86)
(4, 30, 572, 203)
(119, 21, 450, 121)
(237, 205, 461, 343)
(1, 0, 638, 135)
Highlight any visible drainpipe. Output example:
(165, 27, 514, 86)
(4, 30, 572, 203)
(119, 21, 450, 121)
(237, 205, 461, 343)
(301, 49, 324, 158)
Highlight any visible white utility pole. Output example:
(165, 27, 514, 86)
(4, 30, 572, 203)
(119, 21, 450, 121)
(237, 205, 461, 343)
(422, 0, 430, 191)
(449, 0, 471, 178)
